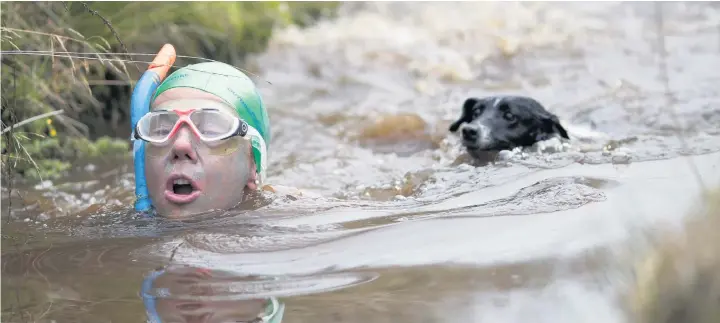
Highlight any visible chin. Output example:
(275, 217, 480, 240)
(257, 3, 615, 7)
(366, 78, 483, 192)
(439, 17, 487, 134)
(464, 147, 499, 165)
(153, 203, 206, 219)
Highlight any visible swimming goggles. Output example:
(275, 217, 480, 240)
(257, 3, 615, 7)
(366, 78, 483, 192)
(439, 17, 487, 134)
(133, 108, 250, 144)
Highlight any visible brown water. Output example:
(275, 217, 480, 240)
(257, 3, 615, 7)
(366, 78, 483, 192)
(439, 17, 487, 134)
(3, 2, 720, 322)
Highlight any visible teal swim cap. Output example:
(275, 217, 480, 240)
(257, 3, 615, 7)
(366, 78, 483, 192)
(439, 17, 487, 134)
(152, 62, 270, 184)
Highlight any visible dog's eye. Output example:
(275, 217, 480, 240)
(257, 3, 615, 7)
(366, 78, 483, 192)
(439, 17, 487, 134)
(503, 112, 517, 122)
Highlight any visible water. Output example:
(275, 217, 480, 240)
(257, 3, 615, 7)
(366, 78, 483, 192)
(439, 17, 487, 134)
(3, 2, 720, 322)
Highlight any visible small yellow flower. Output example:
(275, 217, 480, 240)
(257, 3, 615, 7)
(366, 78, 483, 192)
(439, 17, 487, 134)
(46, 118, 57, 137)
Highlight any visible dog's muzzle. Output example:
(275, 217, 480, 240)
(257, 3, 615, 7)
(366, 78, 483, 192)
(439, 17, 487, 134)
(460, 124, 493, 150)
(462, 127, 479, 141)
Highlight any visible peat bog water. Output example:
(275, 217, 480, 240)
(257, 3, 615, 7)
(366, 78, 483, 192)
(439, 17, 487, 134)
(2, 2, 720, 322)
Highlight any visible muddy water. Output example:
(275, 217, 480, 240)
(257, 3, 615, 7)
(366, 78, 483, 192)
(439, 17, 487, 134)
(3, 2, 720, 323)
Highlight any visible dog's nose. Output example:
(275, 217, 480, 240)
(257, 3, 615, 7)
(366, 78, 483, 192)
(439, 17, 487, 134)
(462, 127, 478, 140)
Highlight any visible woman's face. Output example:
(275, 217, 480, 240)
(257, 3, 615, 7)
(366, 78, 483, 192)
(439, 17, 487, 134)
(144, 88, 257, 218)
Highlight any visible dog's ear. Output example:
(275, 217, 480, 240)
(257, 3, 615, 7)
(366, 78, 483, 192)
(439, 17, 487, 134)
(449, 98, 478, 132)
(542, 116, 569, 139)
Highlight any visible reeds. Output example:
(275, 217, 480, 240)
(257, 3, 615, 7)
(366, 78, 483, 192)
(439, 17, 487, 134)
(625, 188, 720, 323)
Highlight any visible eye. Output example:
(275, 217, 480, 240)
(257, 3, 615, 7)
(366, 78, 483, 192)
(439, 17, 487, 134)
(473, 108, 483, 118)
(150, 124, 173, 136)
(153, 128, 171, 136)
(503, 112, 517, 122)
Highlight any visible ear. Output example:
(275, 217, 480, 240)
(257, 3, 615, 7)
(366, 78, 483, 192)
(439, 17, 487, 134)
(246, 172, 258, 190)
(542, 117, 569, 139)
(449, 98, 478, 132)
(556, 124, 570, 139)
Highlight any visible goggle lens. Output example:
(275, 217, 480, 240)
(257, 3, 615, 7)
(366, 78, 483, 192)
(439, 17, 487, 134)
(137, 112, 177, 140)
(189, 110, 236, 140)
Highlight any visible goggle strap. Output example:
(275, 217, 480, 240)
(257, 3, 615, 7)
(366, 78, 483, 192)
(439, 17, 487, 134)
(246, 126, 267, 186)
(264, 297, 285, 323)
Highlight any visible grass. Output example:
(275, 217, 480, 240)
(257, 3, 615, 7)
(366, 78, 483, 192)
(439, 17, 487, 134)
(0, 1, 339, 183)
(624, 188, 720, 323)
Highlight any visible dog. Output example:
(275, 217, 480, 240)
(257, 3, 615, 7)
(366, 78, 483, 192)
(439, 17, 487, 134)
(449, 95, 569, 159)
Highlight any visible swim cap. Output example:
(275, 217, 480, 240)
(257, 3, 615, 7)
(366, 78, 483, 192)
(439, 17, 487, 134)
(152, 62, 270, 183)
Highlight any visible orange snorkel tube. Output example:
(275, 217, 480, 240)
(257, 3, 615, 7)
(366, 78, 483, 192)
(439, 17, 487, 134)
(131, 44, 176, 213)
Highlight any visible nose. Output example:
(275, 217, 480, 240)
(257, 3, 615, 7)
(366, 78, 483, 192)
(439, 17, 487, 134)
(170, 127, 198, 163)
(462, 127, 478, 140)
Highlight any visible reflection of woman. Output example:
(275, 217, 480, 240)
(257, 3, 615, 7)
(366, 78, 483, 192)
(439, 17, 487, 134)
(141, 265, 285, 323)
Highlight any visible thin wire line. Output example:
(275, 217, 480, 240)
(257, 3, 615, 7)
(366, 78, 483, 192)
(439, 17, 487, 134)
(0, 50, 272, 85)
(2, 49, 218, 61)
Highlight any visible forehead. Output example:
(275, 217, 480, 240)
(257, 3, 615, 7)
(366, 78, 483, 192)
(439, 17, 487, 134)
(479, 97, 541, 119)
(153, 99, 239, 116)
(151, 88, 238, 117)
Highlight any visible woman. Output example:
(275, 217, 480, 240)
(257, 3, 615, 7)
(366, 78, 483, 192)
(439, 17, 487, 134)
(132, 45, 270, 218)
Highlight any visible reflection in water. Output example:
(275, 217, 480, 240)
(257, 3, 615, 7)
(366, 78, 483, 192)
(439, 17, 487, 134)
(141, 265, 378, 323)
(142, 266, 285, 323)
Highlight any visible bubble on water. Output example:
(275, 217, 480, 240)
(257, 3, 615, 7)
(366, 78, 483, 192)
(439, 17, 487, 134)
(497, 150, 515, 161)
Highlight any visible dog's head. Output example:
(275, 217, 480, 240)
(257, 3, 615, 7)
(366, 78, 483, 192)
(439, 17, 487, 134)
(449, 96, 569, 154)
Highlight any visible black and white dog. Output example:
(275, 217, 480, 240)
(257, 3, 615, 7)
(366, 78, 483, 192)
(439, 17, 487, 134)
(449, 96, 569, 159)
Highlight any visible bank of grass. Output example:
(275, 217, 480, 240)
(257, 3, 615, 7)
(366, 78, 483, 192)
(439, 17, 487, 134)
(625, 187, 720, 323)
(1, 1, 338, 182)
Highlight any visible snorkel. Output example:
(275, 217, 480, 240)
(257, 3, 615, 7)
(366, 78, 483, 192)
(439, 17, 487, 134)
(131, 44, 177, 213)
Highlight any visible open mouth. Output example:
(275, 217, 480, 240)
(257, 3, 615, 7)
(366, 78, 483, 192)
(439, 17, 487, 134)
(165, 175, 201, 204)
(173, 178, 195, 195)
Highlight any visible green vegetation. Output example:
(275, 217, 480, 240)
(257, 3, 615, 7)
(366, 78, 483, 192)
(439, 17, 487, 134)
(1, 1, 339, 182)
(626, 188, 720, 323)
